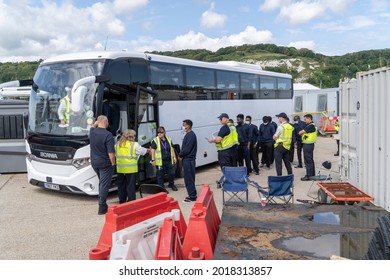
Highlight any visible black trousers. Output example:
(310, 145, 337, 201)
(274, 144, 292, 176)
(218, 147, 238, 169)
(117, 173, 137, 203)
(93, 165, 115, 210)
(237, 143, 251, 173)
(303, 143, 315, 177)
(182, 159, 197, 200)
(261, 142, 273, 167)
(295, 139, 303, 166)
(249, 143, 259, 172)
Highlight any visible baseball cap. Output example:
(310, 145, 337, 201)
(275, 112, 288, 119)
(217, 113, 229, 119)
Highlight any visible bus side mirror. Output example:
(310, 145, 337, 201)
(71, 86, 87, 113)
(95, 75, 110, 83)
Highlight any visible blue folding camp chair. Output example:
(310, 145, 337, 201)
(253, 174, 294, 204)
(217, 166, 250, 204)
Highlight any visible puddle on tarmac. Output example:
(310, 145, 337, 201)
(274, 232, 373, 259)
(303, 210, 385, 228)
(311, 212, 340, 225)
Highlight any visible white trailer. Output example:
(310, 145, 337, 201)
(0, 80, 31, 173)
(293, 83, 339, 133)
(339, 67, 390, 211)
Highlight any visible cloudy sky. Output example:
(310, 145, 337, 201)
(0, 0, 389, 62)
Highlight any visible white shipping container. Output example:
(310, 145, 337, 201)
(339, 67, 390, 211)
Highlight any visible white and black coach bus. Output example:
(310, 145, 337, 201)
(26, 51, 293, 195)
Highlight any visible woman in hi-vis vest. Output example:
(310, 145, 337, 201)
(115, 129, 149, 203)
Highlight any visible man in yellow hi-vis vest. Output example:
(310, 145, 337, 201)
(208, 113, 239, 169)
(299, 114, 317, 181)
(273, 112, 294, 176)
(115, 129, 149, 203)
(58, 87, 71, 125)
(334, 119, 340, 156)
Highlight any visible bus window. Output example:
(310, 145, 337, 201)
(216, 70, 239, 100)
(137, 89, 157, 146)
(186, 66, 215, 100)
(130, 59, 148, 86)
(150, 62, 184, 100)
(150, 62, 183, 87)
(241, 73, 259, 99)
(260, 76, 276, 99)
(107, 60, 131, 85)
(277, 77, 293, 99)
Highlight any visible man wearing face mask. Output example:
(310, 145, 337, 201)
(259, 116, 275, 169)
(245, 115, 259, 175)
(178, 119, 197, 203)
(236, 114, 251, 175)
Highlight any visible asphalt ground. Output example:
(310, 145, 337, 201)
(0, 136, 340, 260)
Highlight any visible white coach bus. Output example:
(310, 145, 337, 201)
(26, 51, 293, 195)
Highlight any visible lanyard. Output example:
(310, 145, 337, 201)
(161, 139, 167, 150)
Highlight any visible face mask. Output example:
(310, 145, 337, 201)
(182, 126, 186, 130)
(294, 121, 298, 124)
(245, 121, 250, 125)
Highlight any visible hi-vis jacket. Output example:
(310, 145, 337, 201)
(152, 136, 175, 166)
(60, 95, 71, 123)
(115, 141, 139, 174)
(302, 123, 317, 144)
(216, 124, 239, 151)
(274, 123, 294, 150)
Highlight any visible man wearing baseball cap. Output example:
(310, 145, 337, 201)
(273, 112, 294, 176)
(208, 113, 239, 169)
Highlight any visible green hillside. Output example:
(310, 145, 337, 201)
(1, 44, 390, 88)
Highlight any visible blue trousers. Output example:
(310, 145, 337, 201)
(182, 159, 197, 200)
(156, 161, 175, 188)
(93, 165, 114, 210)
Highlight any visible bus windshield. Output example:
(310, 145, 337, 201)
(29, 61, 104, 136)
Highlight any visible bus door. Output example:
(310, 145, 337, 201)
(134, 86, 159, 182)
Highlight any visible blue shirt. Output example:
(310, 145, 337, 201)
(293, 120, 306, 141)
(179, 130, 197, 160)
(258, 122, 276, 143)
(247, 124, 259, 144)
(90, 127, 115, 168)
(235, 123, 250, 144)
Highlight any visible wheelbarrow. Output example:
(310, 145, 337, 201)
(316, 182, 374, 205)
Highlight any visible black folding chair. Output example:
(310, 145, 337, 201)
(306, 160, 332, 200)
(138, 183, 169, 198)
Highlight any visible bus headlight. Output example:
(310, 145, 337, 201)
(72, 157, 91, 169)
(27, 154, 34, 162)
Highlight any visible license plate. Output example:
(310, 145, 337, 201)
(44, 183, 60, 191)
